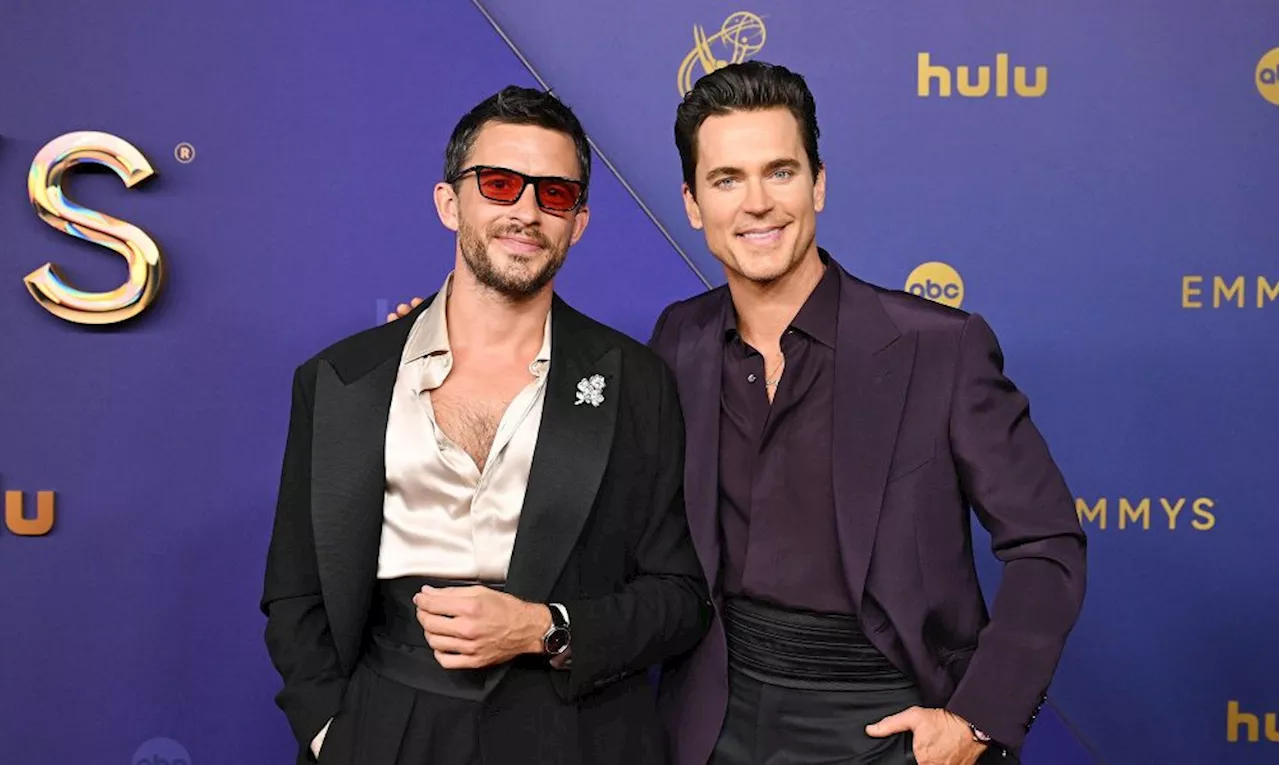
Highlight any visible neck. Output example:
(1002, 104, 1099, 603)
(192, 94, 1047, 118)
(726, 244, 826, 348)
(446, 266, 551, 355)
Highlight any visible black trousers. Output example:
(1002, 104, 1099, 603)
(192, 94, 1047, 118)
(317, 661, 483, 765)
(711, 667, 920, 765)
(318, 577, 494, 765)
(710, 669, 1023, 765)
(711, 596, 1018, 765)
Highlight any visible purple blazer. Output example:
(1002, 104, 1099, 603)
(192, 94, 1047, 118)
(648, 258, 1086, 763)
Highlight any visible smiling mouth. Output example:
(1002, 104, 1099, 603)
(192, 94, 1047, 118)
(735, 223, 788, 245)
(495, 235, 544, 254)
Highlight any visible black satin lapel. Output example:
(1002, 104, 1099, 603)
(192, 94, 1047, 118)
(503, 345, 621, 605)
(311, 356, 397, 672)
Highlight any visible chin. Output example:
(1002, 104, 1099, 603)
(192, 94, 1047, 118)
(491, 250, 546, 275)
(729, 251, 796, 284)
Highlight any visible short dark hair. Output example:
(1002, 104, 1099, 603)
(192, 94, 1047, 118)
(445, 85, 592, 201)
(674, 61, 821, 195)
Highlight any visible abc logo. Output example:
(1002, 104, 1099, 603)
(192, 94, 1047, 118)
(132, 737, 191, 765)
(1257, 48, 1278, 105)
(905, 262, 965, 308)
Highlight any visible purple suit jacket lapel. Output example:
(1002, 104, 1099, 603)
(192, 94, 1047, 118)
(830, 266, 917, 609)
(675, 291, 731, 596)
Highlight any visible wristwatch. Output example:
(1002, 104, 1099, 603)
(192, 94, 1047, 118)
(541, 603, 571, 656)
(968, 723, 1007, 758)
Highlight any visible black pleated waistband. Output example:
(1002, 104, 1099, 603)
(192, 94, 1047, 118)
(362, 576, 509, 702)
(723, 597, 915, 691)
(373, 576, 506, 647)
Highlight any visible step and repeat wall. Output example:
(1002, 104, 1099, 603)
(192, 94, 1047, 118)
(1, 2, 1275, 763)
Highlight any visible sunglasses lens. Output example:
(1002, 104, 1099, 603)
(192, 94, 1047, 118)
(476, 168, 525, 203)
(536, 180, 582, 212)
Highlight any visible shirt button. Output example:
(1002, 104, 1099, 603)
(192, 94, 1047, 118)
(747, 373, 757, 383)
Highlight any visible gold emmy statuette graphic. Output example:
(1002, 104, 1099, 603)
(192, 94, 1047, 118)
(677, 11, 766, 96)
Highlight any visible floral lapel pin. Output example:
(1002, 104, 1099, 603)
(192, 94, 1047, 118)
(574, 374, 606, 407)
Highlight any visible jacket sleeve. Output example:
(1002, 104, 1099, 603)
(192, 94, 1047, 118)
(261, 362, 348, 758)
(554, 359, 712, 699)
(944, 314, 1087, 749)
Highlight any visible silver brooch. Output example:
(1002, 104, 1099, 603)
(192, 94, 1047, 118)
(574, 374, 606, 407)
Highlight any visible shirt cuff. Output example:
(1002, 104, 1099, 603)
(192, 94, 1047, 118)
(310, 718, 332, 759)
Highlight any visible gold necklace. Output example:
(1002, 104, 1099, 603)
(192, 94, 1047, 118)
(764, 357, 785, 387)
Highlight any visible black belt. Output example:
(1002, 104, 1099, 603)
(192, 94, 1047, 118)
(723, 596, 915, 691)
(363, 576, 516, 702)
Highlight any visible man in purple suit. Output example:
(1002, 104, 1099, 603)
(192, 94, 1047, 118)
(390, 62, 1086, 765)
(646, 62, 1086, 765)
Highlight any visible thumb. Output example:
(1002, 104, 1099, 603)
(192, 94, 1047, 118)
(865, 707, 919, 738)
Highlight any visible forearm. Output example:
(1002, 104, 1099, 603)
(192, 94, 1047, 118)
(558, 572, 710, 697)
(264, 594, 349, 749)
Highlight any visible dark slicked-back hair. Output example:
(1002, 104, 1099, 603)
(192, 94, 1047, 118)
(445, 85, 592, 200)
(675, 61, 821, 196)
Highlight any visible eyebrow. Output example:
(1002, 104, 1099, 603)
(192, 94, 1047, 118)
(704, 157, 803, 181)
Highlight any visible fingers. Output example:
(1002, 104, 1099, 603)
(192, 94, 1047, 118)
(424, 633, 473, 655)
(413, 588, 479, 618)
(418, 612, 474, 639)
(435, 650, 485, 669)
(865, 706, 921, 737)
(385, 298, 426, 323)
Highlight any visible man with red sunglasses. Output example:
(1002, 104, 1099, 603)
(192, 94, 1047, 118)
(389, 64, 1085, 765)
(261, 86, 710, 765)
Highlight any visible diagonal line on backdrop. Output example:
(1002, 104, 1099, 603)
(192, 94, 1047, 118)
(1043, 696, 1108, 764)
(470, 0, 713, 290)
(470, 4, 1112, 763)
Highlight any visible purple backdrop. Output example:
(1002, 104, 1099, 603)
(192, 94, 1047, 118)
(1, 2, 1276, 763)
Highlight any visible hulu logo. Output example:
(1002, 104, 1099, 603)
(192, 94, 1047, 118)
(1227, 701, 1279, 743)
(917, 53, 1047, 98)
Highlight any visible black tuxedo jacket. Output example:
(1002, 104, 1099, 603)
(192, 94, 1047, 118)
(261, 294, 711, 765)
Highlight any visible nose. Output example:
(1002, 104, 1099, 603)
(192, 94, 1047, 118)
(506, 181, 541, 225)
(741, 177, 773, 216)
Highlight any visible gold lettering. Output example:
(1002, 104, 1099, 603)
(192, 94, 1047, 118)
(957, 65, 990, 97)
(1076, 498, 1105, 529)
(1258, 276, 1278, 307)
(1213, 276, 1246, 308)
(1014, 65, 1048, 97)
(995, 53, 1009, 97)
(918, 53, 951, 97)
(1182, 275, 1203, 308)
(1192, 497, 1215, 531)
(1228, 701, 1258, 742)
(1160, 497, 1185, 530)
(1118, 497, 1150, 530)
(24, 131, 162, 325)
(4, 491, 55, 536)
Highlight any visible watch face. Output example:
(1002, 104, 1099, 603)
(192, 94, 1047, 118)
(544, 628, 570, 655)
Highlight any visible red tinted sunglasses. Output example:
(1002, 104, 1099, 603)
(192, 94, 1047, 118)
(449, 165, 585, 213)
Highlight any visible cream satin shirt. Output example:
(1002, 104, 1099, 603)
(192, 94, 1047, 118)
(378, 272, 552, 581)
(314, 273, 552, 757)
